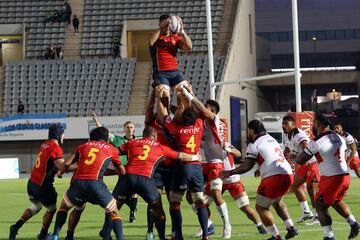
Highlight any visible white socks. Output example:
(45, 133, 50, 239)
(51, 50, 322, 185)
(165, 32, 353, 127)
(300, 201, 311, 213)
(322, 225, 334, 238)
(347, 215, 357, 225)
(284, 219, 294, 228)
(267, 224, 279, 237)
(216, 202, 231, 228)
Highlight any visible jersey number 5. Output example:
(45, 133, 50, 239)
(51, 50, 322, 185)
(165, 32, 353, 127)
(85, 148, 99, 165)
(139, 145, 151, 160)
(186, 135, 196, 153)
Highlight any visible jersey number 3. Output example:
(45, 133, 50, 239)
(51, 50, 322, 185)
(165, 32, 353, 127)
(85, 148, 99, 165)
(139, 145, 151, 160)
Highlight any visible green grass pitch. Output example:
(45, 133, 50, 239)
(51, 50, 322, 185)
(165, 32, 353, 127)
(1, 176, 359, 239)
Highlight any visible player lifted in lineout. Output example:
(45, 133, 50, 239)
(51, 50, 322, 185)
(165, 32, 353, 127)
(149, 14, 192, 110)
(9, 124, 66, 240)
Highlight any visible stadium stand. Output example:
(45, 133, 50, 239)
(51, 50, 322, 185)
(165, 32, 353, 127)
(3, 58, 136, 116)
(81, 0, 224, 56)
(0, 0, 67, 59)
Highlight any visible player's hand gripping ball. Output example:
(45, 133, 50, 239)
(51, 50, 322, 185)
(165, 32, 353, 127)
(169, 15, 183, 34)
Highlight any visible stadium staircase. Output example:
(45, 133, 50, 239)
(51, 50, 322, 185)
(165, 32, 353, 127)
(127, 62, 152, 115)
(215, 0, 238, 56)
(63, 0, 85, 58)
(0, 66, 4, 116)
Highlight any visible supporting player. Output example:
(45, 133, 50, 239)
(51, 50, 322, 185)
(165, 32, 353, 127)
(93, 112, 140, 223)
(157, 87, 210, 240)
(9, 124, 66, 240)
(50, 127, 125, 240)
(149, 14, 192, 109)
(334, 122, 360, 178)
(220, 120, 298, 240)
(295, 114, 360, 240)
(282, 115, 320, 224)
(107, 126, 197, 240)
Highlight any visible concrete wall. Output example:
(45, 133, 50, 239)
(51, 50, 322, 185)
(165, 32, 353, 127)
(217, 0, 259, 135)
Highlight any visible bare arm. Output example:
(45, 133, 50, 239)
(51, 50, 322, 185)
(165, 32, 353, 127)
(92, 111, 102, 127)
(178, 21, 192, 50)
(294, 151, 313, 165)
(145, 88, 156, 124)
(223, 143, 242, 158)
(219, 158, 255, 179)
(156, 88, 169, 125)
(347, 143, 357, 162)
(149, 29, 160, 46)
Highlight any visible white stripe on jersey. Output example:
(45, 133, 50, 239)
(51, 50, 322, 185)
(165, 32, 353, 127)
(304, 131, 348, 176)
(202, 115, 227, 164)
(284, 128, 316, 163)
(246, 134, 292, 178)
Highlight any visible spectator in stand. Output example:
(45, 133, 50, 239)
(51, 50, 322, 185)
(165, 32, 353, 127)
(17, 100, 24, 114)
(63, 1, 72, 24)
(55, 44, 63, 59)
(112, 42, 120, 58)
(72, 15, 79, 34)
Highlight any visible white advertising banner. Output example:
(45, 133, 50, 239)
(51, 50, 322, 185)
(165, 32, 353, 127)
(0, 114, 146, 141)
(0, 158, 19, 179)
(0, 113, 67, 141)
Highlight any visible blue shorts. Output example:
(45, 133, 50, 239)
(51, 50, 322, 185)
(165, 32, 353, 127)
(169, 163, 188, 192)
(66, 179, 113, 209)
(154, 164, 174, 192)
(183, 164, 204, 193)
(113, 174, 160, 203)
(27, 179, 57, 207)
(153, 70, 186, 88)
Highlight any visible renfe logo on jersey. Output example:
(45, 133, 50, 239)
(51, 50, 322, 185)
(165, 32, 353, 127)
(180, 126, 201, 134)
(86, 141, 110, 149)
(136, 139, 159, 146)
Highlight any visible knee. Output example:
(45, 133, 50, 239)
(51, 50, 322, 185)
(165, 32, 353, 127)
(236, 195, 250, 209)
(169, 191, 184, 206)
(45, 204, 57, 213)
(191, 192, 206, 207)
(29, 202, 42, 215)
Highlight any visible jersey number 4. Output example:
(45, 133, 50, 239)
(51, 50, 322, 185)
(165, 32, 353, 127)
(85, 148, 100, 165)
(186, 135, 196, 153)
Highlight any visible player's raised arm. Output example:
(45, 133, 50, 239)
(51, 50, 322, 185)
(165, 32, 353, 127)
(155, 86, 169, 124)
(178, 19, 192, 50)
(149, 29, 161, 46)
(178, 84, 216, 121)
(145, 88, 157, 125)
(223, 142, 242, 158)
(91, 111, 102, 128)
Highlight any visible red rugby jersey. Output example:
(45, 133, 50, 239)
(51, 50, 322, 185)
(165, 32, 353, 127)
(164, 116, 204, 165)
(147, 119, 176, 167)
(150, 34, 182, 71)
(30, 140, 63, 186)
(73, 141, 121, 180)
(119, 138, 179, 177)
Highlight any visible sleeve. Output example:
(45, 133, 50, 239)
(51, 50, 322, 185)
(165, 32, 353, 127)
(160, 145, 179, 160)
(304, 140, 319, 156)
(246, 143, 258, 160)
(345, 134, 355, 145)
(111, 147, 122, 166)
(51, 145, 64, 161)
(164, 116, 177, 134)
(175, 35, 183, 48)
(294, 131, 309, 145)
(118, 142, 128, 155)
(283, 134, 290, 148)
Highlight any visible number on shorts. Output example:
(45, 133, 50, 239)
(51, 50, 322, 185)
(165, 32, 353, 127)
(275, 148, 286, 163)
(35, 152, 42, 168)
(139, 145, 151, 160)
(85, 148, 99, 165)
(186, 135, 196, 153)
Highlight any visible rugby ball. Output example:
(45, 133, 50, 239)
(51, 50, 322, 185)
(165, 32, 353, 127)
(169, 15, 182, 34)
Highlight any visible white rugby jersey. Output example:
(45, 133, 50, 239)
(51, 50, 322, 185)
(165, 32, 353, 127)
(304, 131, 348, 176)
(284, 128, 316, 163)
(223, 155, 241, 184)
(341, 132, 359, 157)
(202, 115, 227, 164)
(246, 133, 292, 178)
